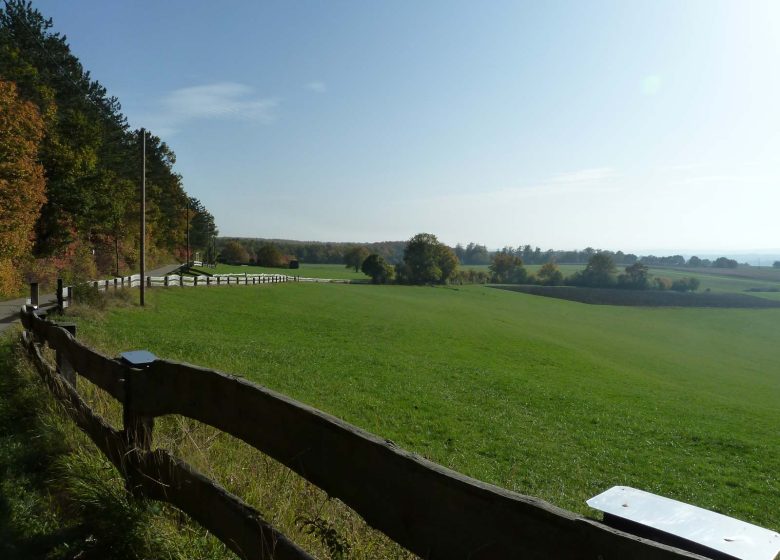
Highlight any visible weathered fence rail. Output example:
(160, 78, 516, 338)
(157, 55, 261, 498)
(18, 306, 708, 560)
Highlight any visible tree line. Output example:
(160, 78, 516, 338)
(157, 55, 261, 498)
(342, 236, 702, 292)
(216, 238, 406, 267)
(0, 1, 215, 297)
(487, 250, 700, 292)
(215, 235, 749, 276)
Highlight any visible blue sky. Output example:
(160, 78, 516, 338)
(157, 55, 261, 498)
(36, 1, 780, 253)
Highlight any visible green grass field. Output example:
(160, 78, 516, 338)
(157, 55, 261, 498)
(71, 282, 780, 532)
(195, 263, 366, 280)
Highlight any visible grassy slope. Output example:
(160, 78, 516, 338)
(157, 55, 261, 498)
(198, 263, 365, 280)
(72, 283, 780, 531)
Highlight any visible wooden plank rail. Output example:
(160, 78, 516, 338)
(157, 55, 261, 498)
(17, 306, 708, 560)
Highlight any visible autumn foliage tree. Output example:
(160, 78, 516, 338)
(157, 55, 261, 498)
(0, 1, 217, 293)
(0, 80, 46, 296)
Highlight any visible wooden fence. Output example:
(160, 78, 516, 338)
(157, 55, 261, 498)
(18, 306, 709, 560)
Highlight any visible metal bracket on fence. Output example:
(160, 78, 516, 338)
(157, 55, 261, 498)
(119, 350, 157, 369)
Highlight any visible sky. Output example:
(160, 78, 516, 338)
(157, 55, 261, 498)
(34, 0, 780, 254)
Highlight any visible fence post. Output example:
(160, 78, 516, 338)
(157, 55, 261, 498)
(120, 352, 156, 499)
(207, 276, 211, 287)
(66, 286, 73, 308)
(194, 276, 198, 287)
(164, 275, 169, 287)
(146, 276, 151, 288)
(56, 279, 64, 312)
(30, 282, 39, 308)
(217, 276, 221, 286)
(56, 324, 77, 387)
(114, 278, 118, 290)
(180, 274, 184, 288)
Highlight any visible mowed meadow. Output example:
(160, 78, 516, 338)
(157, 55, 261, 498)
(72, 280, 780, 531)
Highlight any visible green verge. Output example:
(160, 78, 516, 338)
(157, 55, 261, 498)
(70, 283, 780, 533)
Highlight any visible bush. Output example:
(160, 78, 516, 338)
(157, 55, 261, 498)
(72, 282, 106, 309)
(453, 269, 490, 284)
(671, 277, 701, 292)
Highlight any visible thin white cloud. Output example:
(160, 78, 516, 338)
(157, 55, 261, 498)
(134, 82, 278, 137)
(164, 83, 278, 121)
(305, 81, 327, 93)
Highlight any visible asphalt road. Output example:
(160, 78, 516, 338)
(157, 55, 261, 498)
(0, 263, 182, 333)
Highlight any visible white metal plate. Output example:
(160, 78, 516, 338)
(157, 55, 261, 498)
(587, 486, 780, 560)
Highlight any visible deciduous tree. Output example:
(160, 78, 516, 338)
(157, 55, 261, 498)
(400, 233, 459, 284)
(0, 80, 46, 296)
(361, 254, 394, 284)
(489, 252, 526, 283)
(344, 245, 370, 272)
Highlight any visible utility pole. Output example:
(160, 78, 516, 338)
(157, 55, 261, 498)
(140, 128, 146, 307)
(186, 199, 190, 267)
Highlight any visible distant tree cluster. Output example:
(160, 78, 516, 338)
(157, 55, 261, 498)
(486, 252, 701, 293)
(454, 243, 490, 265)
(0, 2, 216, 296)
(218, 239, 291, 267)
(331, 233, 460, 285)
(215, 238, 406, 267)
(712, 257, 738, 269)
(492, 245, 640, 266)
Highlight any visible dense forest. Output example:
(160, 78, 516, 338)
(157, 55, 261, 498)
(0, 1, 215, 297)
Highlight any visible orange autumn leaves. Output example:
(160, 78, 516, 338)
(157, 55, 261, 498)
(0, 80, 46, 296)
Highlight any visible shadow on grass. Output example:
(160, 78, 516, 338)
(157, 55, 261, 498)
(490, 284, 780, 308)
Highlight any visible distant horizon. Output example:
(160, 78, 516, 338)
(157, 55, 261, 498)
(215, 235, 780, 263)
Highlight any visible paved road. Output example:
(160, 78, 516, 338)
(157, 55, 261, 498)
(0, 263, 182, 333)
